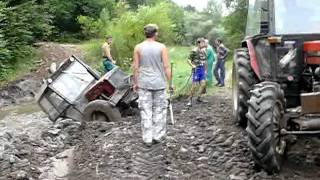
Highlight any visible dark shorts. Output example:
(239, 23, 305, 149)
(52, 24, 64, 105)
(192, 65, 206, 83)
(103, 59, 115, 72)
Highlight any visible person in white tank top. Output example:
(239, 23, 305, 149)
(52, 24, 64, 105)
(133, 24, 172, 147)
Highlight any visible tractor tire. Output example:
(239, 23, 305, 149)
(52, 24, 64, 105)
(246, 82, 286, 174)
(83, 100, 121, 122)
(232, 48, 258, 127)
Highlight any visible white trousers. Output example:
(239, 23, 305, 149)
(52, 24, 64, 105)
(138, 89, 167, 143)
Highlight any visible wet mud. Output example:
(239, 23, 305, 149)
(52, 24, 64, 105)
(68, 88, 320, 180)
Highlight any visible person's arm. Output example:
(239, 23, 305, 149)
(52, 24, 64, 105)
(188, 59, 196, 69)
(103, 45, 115, 64)
(187, 50, 196, 69)
(221, 46, 228, 60)
(133, 45, 140, 91)
(161, 45, 171, 84)
(204, 50, 208, 75)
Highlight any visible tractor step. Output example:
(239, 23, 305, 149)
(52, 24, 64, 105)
(281, 129, 320, 135)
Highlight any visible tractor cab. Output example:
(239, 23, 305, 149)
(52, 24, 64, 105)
(36, 56, 100, 122)
(233, 0, 320, 174)
(36, 56, 138, 123)
(246, 0, 320, 36)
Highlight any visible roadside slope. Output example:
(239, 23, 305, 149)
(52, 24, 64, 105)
(0, 42, 84, 107)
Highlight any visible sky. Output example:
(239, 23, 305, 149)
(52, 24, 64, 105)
(171, 0, 210, 10)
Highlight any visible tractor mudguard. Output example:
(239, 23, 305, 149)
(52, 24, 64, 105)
(246, 39, 261, 80)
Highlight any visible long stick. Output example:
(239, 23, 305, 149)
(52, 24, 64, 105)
(169, 63, 174, 125)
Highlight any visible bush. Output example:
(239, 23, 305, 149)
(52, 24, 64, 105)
(107, 2, 175, 70)
(0, 0, 52, 81)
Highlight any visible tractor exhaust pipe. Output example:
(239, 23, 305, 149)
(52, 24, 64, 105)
(293, 118, 320, 131)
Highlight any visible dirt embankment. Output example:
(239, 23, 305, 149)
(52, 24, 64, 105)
(0, 42, 84, 108)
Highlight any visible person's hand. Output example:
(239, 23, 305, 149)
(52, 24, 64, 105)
(112, 60, 116, 64)
(133, 84, 138, 92)
(191, 64, 196, 69)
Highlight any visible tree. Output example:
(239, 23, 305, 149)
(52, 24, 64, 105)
(107, 2, 175, 69)
(205, 0, 223, 24)
(184, 5, 196, 12)
(223, 0, 248, 50)
(0, 0, 52, 80)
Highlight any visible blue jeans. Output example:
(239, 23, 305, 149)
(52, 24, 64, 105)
(214, 59, 225, 86)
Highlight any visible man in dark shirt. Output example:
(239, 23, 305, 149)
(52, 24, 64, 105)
(214, 38, 228, 87)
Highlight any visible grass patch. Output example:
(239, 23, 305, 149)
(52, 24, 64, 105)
(0, 48, 39, 86)
(168, 46, 192, 96)
(79, 39, 105, 74)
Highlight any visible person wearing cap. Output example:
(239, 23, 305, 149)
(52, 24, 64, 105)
(186, 38, 207, 107)
(102, 35, 116, 72)
(204, 39, 216, 87)
(214, 38, 228, 87)
(133, 24, 172, 147)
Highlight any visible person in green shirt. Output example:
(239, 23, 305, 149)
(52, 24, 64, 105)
(205, 39, 216, 87)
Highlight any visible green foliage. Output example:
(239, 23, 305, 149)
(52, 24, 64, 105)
(168, 3, 186, 44)
(184, 13, 224, 45)
(222, 0, 248, 50)
(46, 0, 117, 39)
(0, 0, 52, 80)
(80, 39, 105, 73)
(107, 2, 175, 70)
(183, 0, 225, 45)
(77, 16, 103, 38)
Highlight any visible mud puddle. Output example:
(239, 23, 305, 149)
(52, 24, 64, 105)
(0, 101, 40, 120)
(0, 101, 81, 179)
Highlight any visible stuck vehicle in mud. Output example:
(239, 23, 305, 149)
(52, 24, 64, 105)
(36, 55, 138, 123)
(232, 0, 320, 174)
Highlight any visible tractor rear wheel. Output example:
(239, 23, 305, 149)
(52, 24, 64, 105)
(83, 100, 121, 122)
(246, 82, 286, 174)
(232, 48, 257, 127)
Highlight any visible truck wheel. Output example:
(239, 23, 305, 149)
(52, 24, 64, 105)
(246, 82, 286, 174)
(83, 100, 121, 122)
(232, 48, 257, 127)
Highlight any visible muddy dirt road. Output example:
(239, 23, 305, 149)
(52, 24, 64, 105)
(68, 88, 320, 180)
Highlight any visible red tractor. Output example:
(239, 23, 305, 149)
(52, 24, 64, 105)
(36, 56, 138, 123)
(232, 0, 320, 173)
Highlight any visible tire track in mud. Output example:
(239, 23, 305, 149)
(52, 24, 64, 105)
(70, 89, 320, 180)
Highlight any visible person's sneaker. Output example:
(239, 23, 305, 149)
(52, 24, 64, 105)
(143, 142, 152, 147)
(196, 97, 208, 103)
(215, 83, 221, 86)
(187, 101, 192, 107)
(153, 137, 165, 144)
(218, 84, 225, 87)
